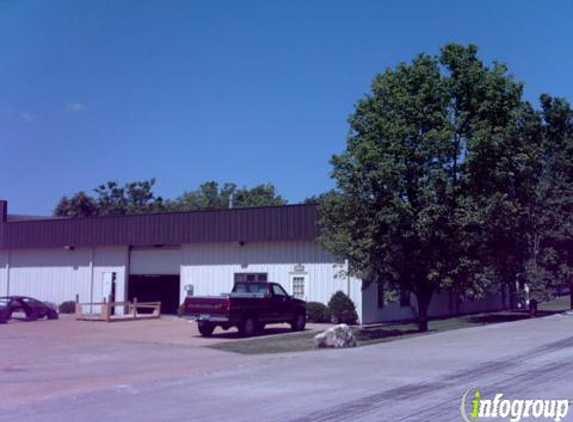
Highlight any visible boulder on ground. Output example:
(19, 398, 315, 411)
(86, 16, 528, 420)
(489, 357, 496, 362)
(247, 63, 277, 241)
(313, 324, 357, 348)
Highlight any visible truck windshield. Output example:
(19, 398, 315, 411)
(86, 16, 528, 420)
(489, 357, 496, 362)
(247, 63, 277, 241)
(232, 282, 269, 295)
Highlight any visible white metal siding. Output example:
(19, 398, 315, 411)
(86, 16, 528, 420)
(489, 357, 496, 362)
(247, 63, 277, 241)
(361, 283, 413, 324)
(2, 246, 128, 307)
(7, 247, 93, 305)
(180, 241, 363, 321)
(361, 284, 504, 324)
(0, 250, 8, 296)
(129, 247, 182, 275)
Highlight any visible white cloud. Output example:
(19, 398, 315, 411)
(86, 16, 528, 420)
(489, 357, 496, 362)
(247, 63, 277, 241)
(66, 102, 86, 113)
(20, 111, 34, 122)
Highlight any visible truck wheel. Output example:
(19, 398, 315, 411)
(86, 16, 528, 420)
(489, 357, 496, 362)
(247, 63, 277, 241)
(198, 321, 215, 337)
(240, 317, 257, 337)
(291, 313, 306, 332)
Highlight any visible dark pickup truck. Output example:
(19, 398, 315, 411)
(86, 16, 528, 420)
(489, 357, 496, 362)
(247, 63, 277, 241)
(183, 281, 306, 337)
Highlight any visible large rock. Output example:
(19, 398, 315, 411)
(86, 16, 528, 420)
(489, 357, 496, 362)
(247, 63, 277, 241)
(313, 324, 357, 348)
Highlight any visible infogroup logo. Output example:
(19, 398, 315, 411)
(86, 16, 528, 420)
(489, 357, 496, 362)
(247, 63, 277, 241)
(460, 389, 571, 422)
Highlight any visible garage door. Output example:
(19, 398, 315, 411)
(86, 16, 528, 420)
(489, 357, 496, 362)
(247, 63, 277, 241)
(129, 247, 181, 275)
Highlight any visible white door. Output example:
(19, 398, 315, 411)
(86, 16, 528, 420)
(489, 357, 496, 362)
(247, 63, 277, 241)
(102, 272, 114, 302)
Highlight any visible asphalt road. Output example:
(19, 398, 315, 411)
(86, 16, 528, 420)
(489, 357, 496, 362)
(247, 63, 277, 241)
(3, 314, 573, 422)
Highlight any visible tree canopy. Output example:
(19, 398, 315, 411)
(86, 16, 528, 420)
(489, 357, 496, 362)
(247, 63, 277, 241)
(164, 181, 286, 211)
(54, 179, 287, 217)
(319, 43, 573, 331)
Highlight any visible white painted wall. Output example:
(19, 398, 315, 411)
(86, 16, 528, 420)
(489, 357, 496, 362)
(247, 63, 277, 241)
(0, 241, 504, 324)
(7, 247, 92, 305)
(0, 250, 8, 296)
(361, 284, 504, 324)
(1, 246, 128, 307)
(180, 241, 364, 322)
(361, 283, 413, 324)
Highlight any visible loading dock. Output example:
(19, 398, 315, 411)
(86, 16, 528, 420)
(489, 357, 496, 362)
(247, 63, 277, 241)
(128, 275, 180, 314)
(128, 247, 182, 314)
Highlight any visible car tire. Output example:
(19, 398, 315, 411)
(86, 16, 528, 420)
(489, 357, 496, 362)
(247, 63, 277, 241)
(25, 311, 38, 322)
(198, 321, 215, 337)
(47, 311, 59, 320)
(239, 317, 257, 337)
(291, 313, 306, 332)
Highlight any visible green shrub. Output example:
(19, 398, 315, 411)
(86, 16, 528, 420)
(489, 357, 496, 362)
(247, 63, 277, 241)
(328, 291, 358, 325)
(59, 301, 76, 314)
(306, 302, 331, 323)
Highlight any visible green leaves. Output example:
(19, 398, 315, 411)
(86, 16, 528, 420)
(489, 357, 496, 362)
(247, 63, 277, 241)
(54, 179, 163, 217)
(320, 43, 572, 330)
(54, 179, 287, 216)
(165, 181, 286, 211)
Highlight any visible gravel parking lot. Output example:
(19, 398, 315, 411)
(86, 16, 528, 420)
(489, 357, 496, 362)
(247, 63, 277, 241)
(0, 316, 327, 409)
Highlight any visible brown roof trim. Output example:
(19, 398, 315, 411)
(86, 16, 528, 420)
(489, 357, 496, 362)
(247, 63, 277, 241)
(0, 204, 319, 249)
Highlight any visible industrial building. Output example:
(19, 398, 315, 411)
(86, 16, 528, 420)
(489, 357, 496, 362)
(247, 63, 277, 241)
(0, 200, 502, 324)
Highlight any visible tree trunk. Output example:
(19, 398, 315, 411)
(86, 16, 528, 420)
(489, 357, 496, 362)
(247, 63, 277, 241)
(570, 279, 573, 311)
(509, 279, 518, 309)
(416, 292, 432, 333)
(529, 299, 538, 317)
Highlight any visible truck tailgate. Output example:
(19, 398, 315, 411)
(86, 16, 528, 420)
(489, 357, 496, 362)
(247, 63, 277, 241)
(184, 296, 230, 317)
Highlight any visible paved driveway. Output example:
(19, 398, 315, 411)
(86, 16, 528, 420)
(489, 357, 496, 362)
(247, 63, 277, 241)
(3, 314, 573, 421)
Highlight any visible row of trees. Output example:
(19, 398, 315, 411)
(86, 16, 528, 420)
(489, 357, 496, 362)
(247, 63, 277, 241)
(318, 44, 573, 331)
(54, 180, 286, 217)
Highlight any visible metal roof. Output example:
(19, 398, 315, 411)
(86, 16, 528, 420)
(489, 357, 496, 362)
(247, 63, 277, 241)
(0, 203, 319, 249)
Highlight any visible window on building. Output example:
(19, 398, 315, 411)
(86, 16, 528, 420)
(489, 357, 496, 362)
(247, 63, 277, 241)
(377, 282, 384, 308)
(291, 276, 305, 300)
(400, 285, 411, 307)
(234, 273, 268, 283)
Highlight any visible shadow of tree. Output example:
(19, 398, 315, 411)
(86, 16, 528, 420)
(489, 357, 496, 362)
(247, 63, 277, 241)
(195, 326, 307, 339)
(355, 328, 421, 342)
(464, 309, 563, 325)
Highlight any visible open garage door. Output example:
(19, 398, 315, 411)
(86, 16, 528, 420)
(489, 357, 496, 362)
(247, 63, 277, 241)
(129, 247, 181, 314)
(128, 275, 180, 314)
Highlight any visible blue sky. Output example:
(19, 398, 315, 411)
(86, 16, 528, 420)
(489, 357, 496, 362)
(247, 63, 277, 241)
(1, 0, 572, 215)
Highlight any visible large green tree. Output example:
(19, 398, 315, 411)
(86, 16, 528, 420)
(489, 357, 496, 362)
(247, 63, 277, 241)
(54, 191, 98, 217)
(515, 96, 573, 303)
(165, 181, 237, 211)
(165, 181, 286, 211)
(54, 179, 164, 217)
(320, 44, 527, 331)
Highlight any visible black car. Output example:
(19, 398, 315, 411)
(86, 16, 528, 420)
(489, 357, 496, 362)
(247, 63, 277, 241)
(0, 298, 10, 323)
(0, 296, 59, 321)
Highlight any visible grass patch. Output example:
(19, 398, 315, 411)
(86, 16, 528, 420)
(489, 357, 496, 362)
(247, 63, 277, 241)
(210, 330, 319, 355)
(210, 297, 571, 355)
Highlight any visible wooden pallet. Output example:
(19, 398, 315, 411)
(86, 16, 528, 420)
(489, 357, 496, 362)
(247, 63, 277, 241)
(74, 295, 161, 322)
